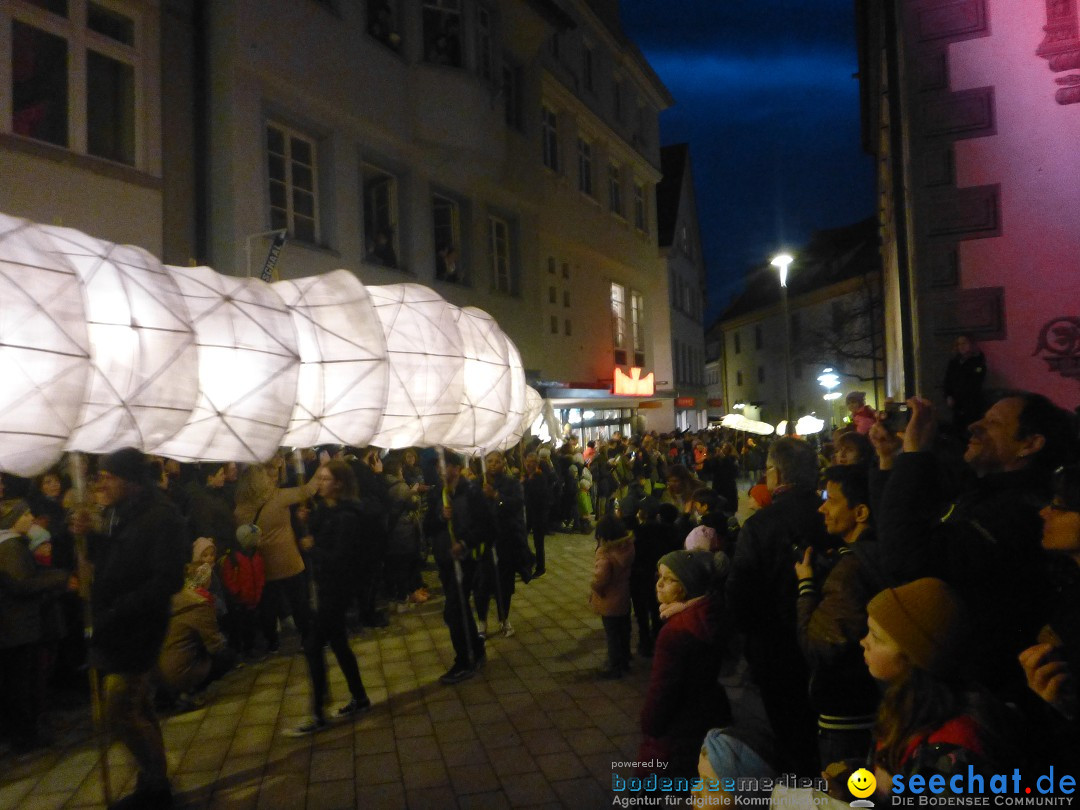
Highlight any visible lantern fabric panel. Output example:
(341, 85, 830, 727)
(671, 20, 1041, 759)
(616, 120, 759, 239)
(153, 266, 300, 463)
(442, 306, 512, 453)
(42, 225, 199, 454)
(0, 216, 92, 475)
(486, 336, 528, 451)
(274, 270, 389, 448)
(368, 284, 465, 449)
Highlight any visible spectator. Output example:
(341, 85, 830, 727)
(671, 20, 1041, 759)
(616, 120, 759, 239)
(590, 516, 635, 679)
(220, 523, 266, 658)
(943, 334, 987, 439)
(522, 453, 550, 577)
(846, 392, 876, 435)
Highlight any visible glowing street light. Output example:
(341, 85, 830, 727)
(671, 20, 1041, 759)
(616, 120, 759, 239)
(771, 253, 795, 432)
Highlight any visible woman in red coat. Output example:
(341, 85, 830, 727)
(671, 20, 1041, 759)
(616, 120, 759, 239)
(638, 549, 732, 779)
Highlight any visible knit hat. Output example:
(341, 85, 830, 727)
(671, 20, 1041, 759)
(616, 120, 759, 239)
(192, 537, 216, 563)
(100, 447, 150, 484)
(685, 525, 718, 552)
(658, 549, 714, 600)
(749, 483, 772, 509)
(867, 578, 968, 677)
(0, 499, 31, 531)
(236, 523, 261, 551)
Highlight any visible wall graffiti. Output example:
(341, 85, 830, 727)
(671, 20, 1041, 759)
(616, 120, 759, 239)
(1038, 0, 1080, 104)
(1033, 316, 1080, 380)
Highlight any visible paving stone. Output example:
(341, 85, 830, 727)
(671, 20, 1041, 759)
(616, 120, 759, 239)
(354, 751, 401, 784)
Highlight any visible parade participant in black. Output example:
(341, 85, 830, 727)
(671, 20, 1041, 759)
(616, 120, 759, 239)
(476, 450, 533, 638)
(289, 461, 371, 735)
(78, 448, 188, 809)
(943, 334, 987, 439)
(347, 448, 390, 628)
(522, 453, 550, 577)
(727, 436, 832, 775)
(424, 452, 486, 684)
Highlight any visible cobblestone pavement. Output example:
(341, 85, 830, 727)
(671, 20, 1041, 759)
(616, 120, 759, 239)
(1, 530, 664, 809)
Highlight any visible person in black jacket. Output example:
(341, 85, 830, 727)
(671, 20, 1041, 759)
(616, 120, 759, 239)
(727, 436, 832, 776)
(425, 451, 486, 684)
(943, 334, 987, 439)
(289, 460, 371, 736)
(79, 448, 187, 810)
(523, 453, 550, 577)
(476, 450, 532, 638)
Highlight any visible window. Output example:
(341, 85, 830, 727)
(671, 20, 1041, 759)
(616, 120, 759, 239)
(564, 319, 571, 336)
(550, 316, 558, 334)
(608, 164, 622, 216)
(577, 138, 593, 196)
(10, 1, 144, 166)
(758, 366, 765, 383)
(549, 286, 556, 304)
(631, 290, 644, 366)
(541, 105, 559, 171)
(680, 224, 693, 260)
(550, 32, 559, 59)
(489, 215, 511, 293)
(635, 105, 649, 146)
(611, 282, 627, 364)
(563, 290, 570, 308)
(736, 370, 743, 387)
(433, 193, 462, 281)
(502, 58, 523, 131)
(734, 332, 741, 354)
(613, 80, 623, 120)
(754, 325, 763, 350)
(367, 0, 401, 52)
(633, 183, 646, 231)
(268, 122, 320, 244)
(562, 261, 570, 279)
(582, 44, 594, 92)
(547, 256, 556, 274)
(422, 0, 461, 67)
(475, 3, 494, 80)
(362, 164, 399, 268)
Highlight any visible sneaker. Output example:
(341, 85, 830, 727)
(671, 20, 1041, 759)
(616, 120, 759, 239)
(285, 717, 327, 737)
(439, 664, 477, 685)
(335, 696, 372, 717)
(499, 621, 515, 638)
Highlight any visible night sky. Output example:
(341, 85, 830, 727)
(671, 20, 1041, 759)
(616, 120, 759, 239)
(619, 0, 876, 325)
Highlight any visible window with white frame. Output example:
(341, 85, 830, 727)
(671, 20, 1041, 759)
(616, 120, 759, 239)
(268, 121, 320, 244)
(475, 3, 494, 81)
(633, 182, 646, 231)
(8, 0, 145, 167)
(608, 164, 622, 216)
(577, 138, 593, 196)
(611, 282, 626, 364)
(541, 105, 559, 171)
(489, 215, 510, 293)
(422, 0, 461, 67)
(631, 290, 644, 366)
(362, 163, 399, 268)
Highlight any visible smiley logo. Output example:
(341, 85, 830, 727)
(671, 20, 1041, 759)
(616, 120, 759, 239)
(847, 768, 876, 800)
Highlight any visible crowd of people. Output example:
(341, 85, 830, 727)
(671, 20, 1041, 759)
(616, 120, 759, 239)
(1, 380, 1077, 808)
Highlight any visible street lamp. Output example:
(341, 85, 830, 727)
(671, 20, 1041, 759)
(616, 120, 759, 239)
(771, 253, 794, 433)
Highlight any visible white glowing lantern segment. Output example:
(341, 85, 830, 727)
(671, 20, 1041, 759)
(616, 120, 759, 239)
(0, 216, 91, 475)
(488, 336, 528, 451)
(499, 385, 544, 449)
(442, 306, 512, 452)
(41, 225, 199, 454)
(368, 284, 465, 449)
(274, 270, 389, 448)
(153, 266, 300, 462)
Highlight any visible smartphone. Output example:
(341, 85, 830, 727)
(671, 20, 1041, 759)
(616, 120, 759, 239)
(882, 404, 912, 433)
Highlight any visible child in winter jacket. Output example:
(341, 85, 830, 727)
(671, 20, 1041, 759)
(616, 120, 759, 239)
(220, 524, 266, 656)
(590, 516, 636, 678)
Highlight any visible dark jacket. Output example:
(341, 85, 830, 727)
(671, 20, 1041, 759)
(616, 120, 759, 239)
(424, 479, 485, 566)
(796, 538, 882, 723)
(89, 488, 188, 673)
(523, 470, 550, 529)
(308, 500, 365, 600)
(877, 452, 1048, 693)
(0, 531, 69, 649)
(384, 475, 422, 558)
(638, 595, 731, 777)
(943, 350, 986, 423)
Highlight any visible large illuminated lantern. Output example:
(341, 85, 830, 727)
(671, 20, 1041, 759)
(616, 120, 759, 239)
(0, 214, 537, 474)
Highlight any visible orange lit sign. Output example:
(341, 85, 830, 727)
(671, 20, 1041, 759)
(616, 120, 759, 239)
(613, 366, 655, 396)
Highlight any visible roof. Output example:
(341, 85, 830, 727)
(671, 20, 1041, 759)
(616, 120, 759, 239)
(717, 217, 881, 324)
(656, 143, 688, 248)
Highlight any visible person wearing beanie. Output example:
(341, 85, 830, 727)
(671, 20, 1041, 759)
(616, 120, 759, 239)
(637, 548, 732, 782)
(590, 516, 636, 679)
(684, 524, 719, 553)
(629, 496, 683, 658)
(851, 578, 1011, 793)
(0, 500, 71, 753)
(72, 447, 188, 809)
